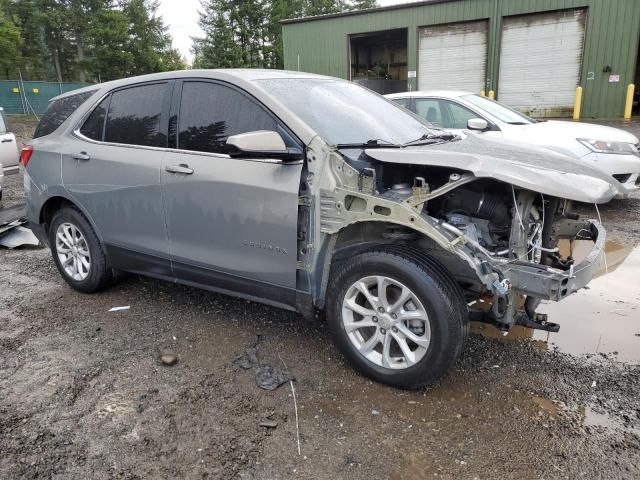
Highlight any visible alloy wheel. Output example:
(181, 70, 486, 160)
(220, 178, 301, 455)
(341, 275, 431, 369)
(55, 222, 91, 281)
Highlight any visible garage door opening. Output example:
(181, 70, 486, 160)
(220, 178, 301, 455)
(350, 28, 408, 94)
(498, 9, 587, 118)
(418, 20, 488, 93)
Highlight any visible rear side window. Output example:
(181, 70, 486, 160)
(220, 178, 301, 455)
(33, 91, 95, 138)
(104, 83, 167, 147)
(178, 81, 280, 154)
(80, 96, 110, 141)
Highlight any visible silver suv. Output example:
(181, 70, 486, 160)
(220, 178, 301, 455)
(24, 70, 620, 389)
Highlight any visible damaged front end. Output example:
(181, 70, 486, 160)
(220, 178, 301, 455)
(308, 136, 615, 333)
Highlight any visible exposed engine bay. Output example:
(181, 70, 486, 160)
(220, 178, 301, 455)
(306, 143, 607, 333)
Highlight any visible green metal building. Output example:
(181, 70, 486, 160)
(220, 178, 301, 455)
(282, 0, 640, 118)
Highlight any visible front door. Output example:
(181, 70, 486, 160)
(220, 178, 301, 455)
(161, 81, 303, 305)
(62, 82, 172, 276)
(413, 98, 503, 139)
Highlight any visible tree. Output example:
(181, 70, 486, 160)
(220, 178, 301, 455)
(123, 0, 175, 76)
(264, 0, 305, 68)
(159, 48, 187, 71)
(5, 0, 55, 80)
(193, 0, 244, 68)
(305, 0, 343, 16)
(193, 0, 378, 70)
(5, 0, 183, 82)
(88, 6, 133, 80)
(347, 0, 376, 11)
(0, 1, 21, 78)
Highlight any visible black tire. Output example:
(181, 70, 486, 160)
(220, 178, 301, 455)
(326, 246, 468, 390)
(48, 206, 113, 293)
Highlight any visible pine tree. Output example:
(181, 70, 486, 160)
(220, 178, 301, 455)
(193, 0, 243, 68)
(348, 0, 376, 10)
(193, 0, 378, 70)
(5, 0, 182, 82)
(265, 0, 305, 68)
(123, 0, 175, 76)
(0, 0, 22, 78)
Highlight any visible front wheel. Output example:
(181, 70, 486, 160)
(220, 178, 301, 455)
(326, 247, 468, 390)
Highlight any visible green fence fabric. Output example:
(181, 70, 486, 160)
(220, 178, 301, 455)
(0, 80, 92, 115)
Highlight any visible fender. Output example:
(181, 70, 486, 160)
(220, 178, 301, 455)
(34, 186, 107, 251)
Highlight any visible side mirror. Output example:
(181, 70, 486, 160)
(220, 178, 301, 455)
(467, 118, 489, 131)
(226, 130, 289, 158)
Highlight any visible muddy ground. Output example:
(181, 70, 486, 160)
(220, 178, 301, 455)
(1, 117, 639, 479)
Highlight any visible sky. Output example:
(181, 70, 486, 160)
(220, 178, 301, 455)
(157, 0, 415, 63)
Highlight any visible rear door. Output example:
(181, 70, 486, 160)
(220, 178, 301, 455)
(62, 82, 173, 275)
(161, 80, 303, 305)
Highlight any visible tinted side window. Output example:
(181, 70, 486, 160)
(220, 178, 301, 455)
(33, 91, 95, 138)
(105, 83, 167, 147)
(178, 82, 279, 154)
(80, 96, 110, 141)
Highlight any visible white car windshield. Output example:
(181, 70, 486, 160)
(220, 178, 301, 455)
(258, 79, 437, 146)
(462, 94, 536, 125)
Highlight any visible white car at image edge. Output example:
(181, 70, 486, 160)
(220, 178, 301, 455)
(386, 91, 640, 197)
(1, 108, 19, 172)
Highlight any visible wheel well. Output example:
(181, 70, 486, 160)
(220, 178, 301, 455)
(40, 196, 75, 233)
(330, 221, 482, 298)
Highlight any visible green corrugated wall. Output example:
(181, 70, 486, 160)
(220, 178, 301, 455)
(0, 80, 91, 115)
(282, 0, 640, 118)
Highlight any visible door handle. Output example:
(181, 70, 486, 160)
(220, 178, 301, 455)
(165, 164, 194, 175)
(71, 152, 90, 161)
(1, 138, 12, 143)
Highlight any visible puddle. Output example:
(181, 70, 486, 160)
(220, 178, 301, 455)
(531, 396, 561, 416)
(472, 241, 640, 364)
(531, 395, 640, 437)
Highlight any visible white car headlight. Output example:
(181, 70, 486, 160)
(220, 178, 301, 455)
(577, 138, 638, 155)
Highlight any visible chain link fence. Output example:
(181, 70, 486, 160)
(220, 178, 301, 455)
(0, 80, 92, 115)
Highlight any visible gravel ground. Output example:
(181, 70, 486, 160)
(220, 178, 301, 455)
(1, 116, 639, 479)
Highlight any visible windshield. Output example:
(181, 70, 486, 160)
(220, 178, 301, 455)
(257, 79, 435, 145)
(462, 94, 536, 125)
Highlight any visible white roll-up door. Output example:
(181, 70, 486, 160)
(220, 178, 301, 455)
(498, 9, 586, 117)
(418, 21, 488, 93)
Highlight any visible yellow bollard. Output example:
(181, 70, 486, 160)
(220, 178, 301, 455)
(624, 84, 635, 120)
(573, 86, 583, 120)
(488, 90, 495, 99)
(480, 90, 486, 97)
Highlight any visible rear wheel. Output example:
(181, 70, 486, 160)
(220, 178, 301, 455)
(326, 247, 468, 390)
(49, 207, 113, 293)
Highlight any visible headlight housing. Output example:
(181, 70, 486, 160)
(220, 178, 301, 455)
(577, 138, 638, 155)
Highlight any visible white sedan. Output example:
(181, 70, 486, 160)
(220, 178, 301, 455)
(386, 91, 640, 195)
(0, 107, 19, 177)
